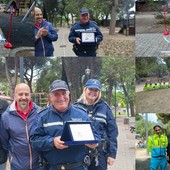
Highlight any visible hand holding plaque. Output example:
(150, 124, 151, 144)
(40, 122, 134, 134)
(81, 32, 96, 44)
(61, 121, 98, 145)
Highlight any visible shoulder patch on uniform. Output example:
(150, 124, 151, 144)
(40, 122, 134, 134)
(90, 20, 97, 25)
(37, 106, 48, 114)
(74, 104, 87, 112)
(103, 101, 112, 110)
(72, 21, 79, 26)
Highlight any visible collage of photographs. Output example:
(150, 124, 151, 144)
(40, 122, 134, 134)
(0, 0, 169, 170)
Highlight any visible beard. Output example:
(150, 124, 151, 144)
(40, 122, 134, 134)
(36, 18, 42, 24)
(19, 100, 29, 110)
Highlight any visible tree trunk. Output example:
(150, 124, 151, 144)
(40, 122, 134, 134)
(129, 100, 135, 117)
(104, 14, 109, 27)
(109, 0, 118, 35)
(71, 13, 74, 25)
(107, 81, 114, 106)
(121, 82, 135, 117)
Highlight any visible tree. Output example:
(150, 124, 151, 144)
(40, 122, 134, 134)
(156, 113, 170, 137)
(136, 57, 161, 78)
(61, 57, 102, 102)
(136, 113, 143, 121)
(109, 0, 118, 35)
(136, 119, 155, 136)
(22, 58, 50, 92)
(35, 58, 62, 92)
(101, 57, 135, 116)
(2, 57, 51, 96)
(33, 57, 103, 102)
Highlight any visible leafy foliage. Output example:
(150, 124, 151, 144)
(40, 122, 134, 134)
(35, 58, 62, 93)
(156, 113, 170, 137)
(136, 57, 168, 78)
(101, 57, 135, 116)
(136, 119, 155, 136)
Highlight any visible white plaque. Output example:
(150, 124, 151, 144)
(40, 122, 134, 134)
(81, 32, 95, 43)
(69, 124, 95, 141)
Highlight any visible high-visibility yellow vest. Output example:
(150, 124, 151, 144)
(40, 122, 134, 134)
(147, 134, 168, 157)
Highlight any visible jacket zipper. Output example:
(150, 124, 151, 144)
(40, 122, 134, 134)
(10, 149, 14, 164)
(35, 25, 46, 57)
(25, 121, 33, 169)
(40, 36, 46, 57)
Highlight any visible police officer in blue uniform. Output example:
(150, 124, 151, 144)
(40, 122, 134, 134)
(75, 79, 118, 170)
(30, 80, 99, 170)
(68, 8, 103, 57)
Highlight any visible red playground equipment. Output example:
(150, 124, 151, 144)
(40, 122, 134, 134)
(4, 5, 14, 49)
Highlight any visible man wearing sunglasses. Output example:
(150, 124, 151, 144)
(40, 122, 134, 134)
(147, 125, 168, 170)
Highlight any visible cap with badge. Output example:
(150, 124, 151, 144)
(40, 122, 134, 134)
(80, 7, 89, 14)
(85, 79, 101, 90)
(50, 80, 69, 93)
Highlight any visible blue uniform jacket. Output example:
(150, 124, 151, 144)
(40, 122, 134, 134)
(30, 104, 100, 165)
(35, 20, 58, 57)
(68, 20, 103, 56)
(0, 101, 40, 170)
(75, 99, 118, 158)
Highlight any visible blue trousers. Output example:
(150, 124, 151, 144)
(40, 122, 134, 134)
(150, 157, 167, 170)
(88, 152, 107, 170)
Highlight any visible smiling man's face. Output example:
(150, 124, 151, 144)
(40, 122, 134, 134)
(34, 7, 43, 25)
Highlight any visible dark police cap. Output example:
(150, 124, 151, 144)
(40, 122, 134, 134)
(80, 7, 89, 14)
(85, 79, 101, 90)
(0, 99, 9, 115)
(50, 80, 69, 92)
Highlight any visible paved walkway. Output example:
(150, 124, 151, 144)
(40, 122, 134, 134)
(136, 33, 170, 57)
(53, 27, 75, 57)
(108, 116, 135, 170)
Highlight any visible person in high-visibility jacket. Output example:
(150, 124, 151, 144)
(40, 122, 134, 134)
(147, 125, 168, 170)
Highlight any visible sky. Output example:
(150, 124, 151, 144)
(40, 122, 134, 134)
(140, 113, 159, 124)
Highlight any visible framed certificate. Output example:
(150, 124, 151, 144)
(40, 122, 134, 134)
(61, 121, 98, 145)
(81, 32, 96, 44)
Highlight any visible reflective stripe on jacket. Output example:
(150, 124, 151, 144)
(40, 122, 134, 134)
(74, 99, 118, 158)
(147, 134, 168, 157)
(30, 104, 100, 165)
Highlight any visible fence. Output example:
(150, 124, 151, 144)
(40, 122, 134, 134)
(31, 93, 48, 107)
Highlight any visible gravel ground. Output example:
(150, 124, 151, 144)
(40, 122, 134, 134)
(98, 27, 135, 57)
(136, 12, 165, 34)
(136, 88, 170, 113)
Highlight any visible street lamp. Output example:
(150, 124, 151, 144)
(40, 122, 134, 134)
(114, 81, 117, 120)
(114, 74, 120, 120)
(81, 66, 91, 90)
(85, 66, 91, 80)
(145, 113, 149, 155)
